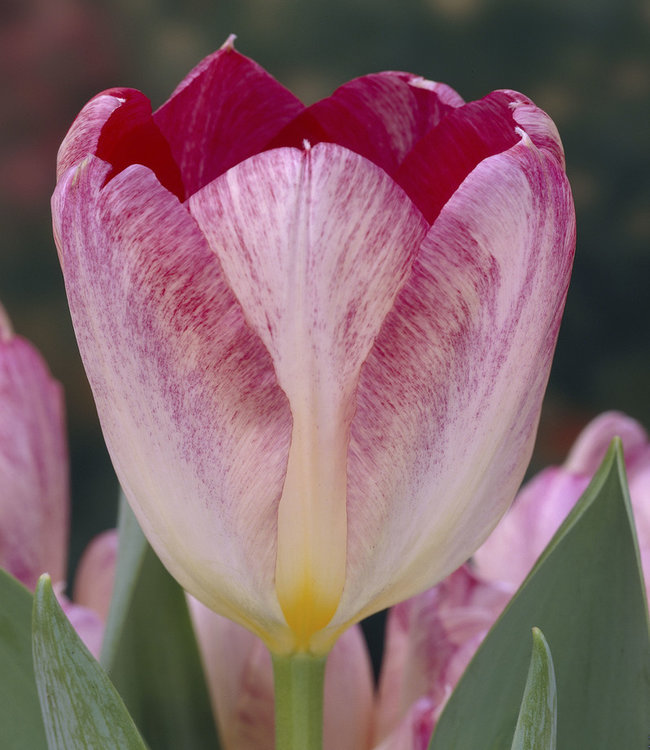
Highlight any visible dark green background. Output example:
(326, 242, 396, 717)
(0, 0, 648, 575)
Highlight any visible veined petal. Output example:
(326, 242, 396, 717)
(0, 309, 68, 590)
(325, 133, 574, 635)
(267, 72, 461, 176)
(52, 157, 294, 650)
(56, 92, 123, 178)
(153, 38, 304, 197)
(190, 144, 429, 649)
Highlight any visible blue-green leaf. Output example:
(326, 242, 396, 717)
(430, 441, 650, 750)
(0, 569, 46, 749)
(510, 628, 556, 750)
(32, 574, 147, 750)
(100, 491, 148, 672)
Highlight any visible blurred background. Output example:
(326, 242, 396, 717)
(1, 0, 648, 593)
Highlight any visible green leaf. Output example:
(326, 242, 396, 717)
(108, 533, 221, 750)
(100, 491, 148, 672)
(32, 574, 147, 750)
(0, 569, 46, 749)
(430, 441, 650, 750)
(510, 628, 556, 750)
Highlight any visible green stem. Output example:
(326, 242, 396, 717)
(272, 651, 327, 750)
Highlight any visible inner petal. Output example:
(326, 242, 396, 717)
(190, 143, 428, 648)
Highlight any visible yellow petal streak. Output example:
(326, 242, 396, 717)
(275, 397, 348, 652)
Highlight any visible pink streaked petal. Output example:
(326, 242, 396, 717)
(56, 92, 123, 178)
(55, 584, 105, 660)
(395, 91, 522, 222)
(267, 72, 459, 176)
(509, 93, 566, 169)
(564, 411, 648, 475)
(0, 326, 68, 591)
(189, 598, 373, 750)
(73, 529, 118, 622)
(52, 157, 292, 646)
(153, 41, 304, 198)
(374, 565, 509, 744)
(190, 144, 428, 645)
(330, 135, 575, 633)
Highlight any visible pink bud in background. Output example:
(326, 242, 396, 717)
(474, 411, 650, 596)
(52, 38, 575, 654)
(0, 303, 68, 591)
(0, 302, 114, 658)
(373, 565, 510, 747)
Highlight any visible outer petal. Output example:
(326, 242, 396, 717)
(189, 599, 373, 750)
(268, 72, 462, 177)
(190, 143, 428, 649)
(153, 38, 304, 197)
(0, 306, 68, 590)
(374, 565, 510, 744)
(331, 131, 575, 632)
(52, 157, 293, 649)
(73, 528, 118, 622)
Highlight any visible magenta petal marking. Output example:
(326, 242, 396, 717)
(153, 45, 304, 197)
(267, 72, 460, 176)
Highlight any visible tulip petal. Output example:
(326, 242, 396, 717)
(53, 157, 294, 649)
(153, 39, 304, 197)
(375, 565, 509, 744)
(190, 143, 429, 648)
(395, 91, 522, 222)
(56, 93, 123, 178)
(330, 133, 574, 633)
(73, 529, 118, 622)
(0, 315, 68, 590)
(268, 72, 463, 176)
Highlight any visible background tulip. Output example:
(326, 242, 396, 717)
(0, 302, 114, 657)
(474, 411, 650, 597)
(0, 302, 68, 591)
(52, 38, 575, 656)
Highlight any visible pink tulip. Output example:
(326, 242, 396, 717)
(474, 411, 650, 595)
(52, 37, 575, 654)
(373, 565, 511, 748)
(0, 302, 112, 657)
(0, 303, 68, 591)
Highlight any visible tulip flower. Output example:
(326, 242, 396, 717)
(475, 411, 650, 596)
(0, 302, 112, 657)
(52, 36, 574, 745)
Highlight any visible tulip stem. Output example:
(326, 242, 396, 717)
(272, 651, 327, 750)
